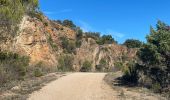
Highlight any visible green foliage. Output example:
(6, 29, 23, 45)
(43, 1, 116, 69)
(80, 60, 92, 72)
(0, 0, 39, 36)
(96, 58, 108, 71)
(60, 37, 76, 54)
(55, 19, 76, 29)
(138, 21, 170, 69)
(76, 40, 82, 48)
(137, 21, 170, 88)
(76, 27, 83, 40)
(33, 62, 44, 77)
(75, 27, 83, 48)
(114, 61, 124, 71)
(122, 21, 170, 92)
(58, 55, 74, 71)
(96, 35, 117, 45)
(122, 61, 139, 84)
(123, 39, 143, 48)
(29, 11, 43, 21)
(84, 32, 116, 45)
(55, 20, 62, 25)
(85, 32, 100, 40)
(34, 68, 43, 77)
(0, 51, 30, 85)
(151, 82, 161, 93)
(63, 20, 76, 29)
(48, 35, 58, 51)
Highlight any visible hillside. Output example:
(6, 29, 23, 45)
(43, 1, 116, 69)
(0, 14, 136, 71)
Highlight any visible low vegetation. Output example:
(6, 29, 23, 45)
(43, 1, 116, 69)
(122, 21, 170, 95)
(96, 58, 108, 72)
(58, 55, 74, 71)
(0, 51, 30, 86)
(84, 32, 117, 45)
(55, 19, 76, 30)
(60, 37, 76, 54)
(80, 60, 92, 72)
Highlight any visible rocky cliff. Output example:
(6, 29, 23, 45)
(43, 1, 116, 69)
(0, 15, 136, 71)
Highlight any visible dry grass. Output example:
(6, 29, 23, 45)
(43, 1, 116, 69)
(0, 72, 66, 100)
(104, 72, 168, 100)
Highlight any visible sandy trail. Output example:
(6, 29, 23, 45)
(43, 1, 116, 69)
(28, 73, 115, 100)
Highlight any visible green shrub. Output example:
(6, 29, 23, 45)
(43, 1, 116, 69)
(76, 28, 83, 40)
(44, 22, 48, 26)
(48, 35, 58, 51)
(85, 32, 100, 40)
(96, 35, 117, 45)
(123, 39, 143, 48)
(136, 21, 170, 91)
(76, 40, 82, 48)
(122, 61, 139, 84)
(33, 62, 44, 77)
(60, 37, 76, 54)
(152, 82, 161, 93)
(114, 61, 124, 71)
(0, 0, 39, 36)
(34, 68, 43, 77)
(80, 60, 92, 72)
(58, 55, 74, 71)
(96, 58, 108, 71)
(0, 51, 30, 85)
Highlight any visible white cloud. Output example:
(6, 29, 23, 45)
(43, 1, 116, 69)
(78, 20, 93, 32)
(43, 11, 55, 15)
(58, 9, 72, 13)
(106, 29, 125, 38)
(43, 9, 72, 15)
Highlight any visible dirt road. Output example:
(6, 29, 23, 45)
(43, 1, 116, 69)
(28, 72, 167, 100)
(28, 73, 115, 100)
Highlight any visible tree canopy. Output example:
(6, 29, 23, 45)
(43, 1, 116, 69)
(0, 0, 39, 36)
(123, 39, 143, 48)
(123, 21, 170, 93)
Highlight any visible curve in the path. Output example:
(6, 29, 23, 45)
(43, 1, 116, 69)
(28, 73, 115, 100)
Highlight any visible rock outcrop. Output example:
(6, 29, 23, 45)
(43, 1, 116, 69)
(0, 15, 136, 70)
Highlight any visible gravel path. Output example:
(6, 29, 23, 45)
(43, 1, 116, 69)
(28, 73, 115, 100)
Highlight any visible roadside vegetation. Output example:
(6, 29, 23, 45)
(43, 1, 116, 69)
(0, 52, 30, 85)
(58, 55, 74, 71)
(0, 0, 170, 99)
(119, 21, 170, 97)
(80, 60, 92, 72)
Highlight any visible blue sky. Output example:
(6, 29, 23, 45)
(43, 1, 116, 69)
(39, 0, 170, 43)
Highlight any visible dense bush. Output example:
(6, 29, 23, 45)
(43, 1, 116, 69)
(54, 19, 76, 29)
(123, 39, 143, 48)
(80, 60, 92, 72)
(85, 32, 100, 40)
(0, 52, 30, 85)
(76, 27, 83, 40)
(60, 37, 76, 54)
(138, 21, 170, 88)
(75, 27, 83, 48)
(122, 21, 170, 93)
(58, 55, 74, 71)
(0, 0, 39, 36)
(63, 20, 76, 29)
(96, 35, 117, 45)
(122, 61, 139, 84)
